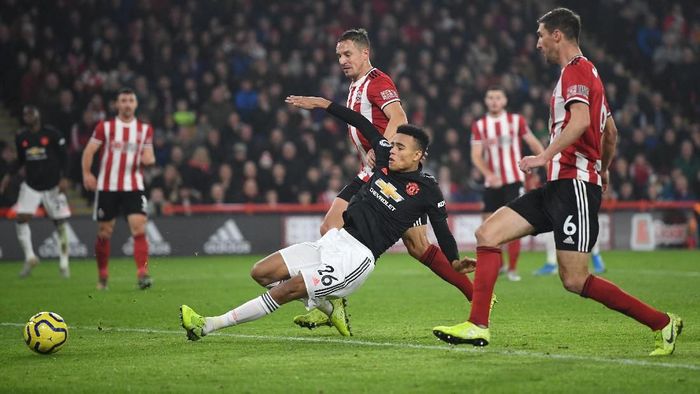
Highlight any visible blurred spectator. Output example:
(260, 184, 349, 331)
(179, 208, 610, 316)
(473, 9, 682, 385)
(1, 0, 698, 206)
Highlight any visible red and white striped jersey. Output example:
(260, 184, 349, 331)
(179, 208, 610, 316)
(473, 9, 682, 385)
(471, 112, 531, 187)
(346, 67, 400, 181)
(548, 55, 610, 186)
(89, 118, 153, 191)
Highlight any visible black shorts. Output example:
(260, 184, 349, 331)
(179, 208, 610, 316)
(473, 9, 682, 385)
(337, 177, 427, 228)
(483, 182, 523, 213)
(94, 191, 148, 221)
(507, 179, 601, 253)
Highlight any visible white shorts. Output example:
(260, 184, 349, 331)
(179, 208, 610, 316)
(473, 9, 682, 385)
(16, 182, 71, 220)
(280, 228, 375, 309)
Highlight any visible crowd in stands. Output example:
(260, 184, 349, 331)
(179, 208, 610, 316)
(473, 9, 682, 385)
(0, 0, 698, 214)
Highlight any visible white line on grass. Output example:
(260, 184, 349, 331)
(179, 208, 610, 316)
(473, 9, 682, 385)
(2, 322, 697, 371)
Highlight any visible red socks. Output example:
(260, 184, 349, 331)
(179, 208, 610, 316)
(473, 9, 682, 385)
(507, 240, 520, 271)
(419, 245, 473, 301)
(95, 237, 110, 280)
(468, 246, 502, 327)
(133, 234, 149, 277)
(581, 275, 670, 331)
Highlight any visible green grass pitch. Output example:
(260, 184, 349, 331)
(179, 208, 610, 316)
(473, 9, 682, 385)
(1, 250, 699, 393)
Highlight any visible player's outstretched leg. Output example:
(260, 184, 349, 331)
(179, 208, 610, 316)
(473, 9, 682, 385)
(650, 313, 683, 356)
(181, 274, 308, 341)
(293, 298, 352, 336)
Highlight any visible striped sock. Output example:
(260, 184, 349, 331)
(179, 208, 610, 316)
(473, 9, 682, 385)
(204, 292, 280, 334)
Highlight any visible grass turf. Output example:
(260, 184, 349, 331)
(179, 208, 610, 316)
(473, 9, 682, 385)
(1, 250, 699, 393)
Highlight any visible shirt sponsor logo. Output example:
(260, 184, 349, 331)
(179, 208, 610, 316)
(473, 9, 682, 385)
(380, 89, 398, 101)
(566, 84, 589, 100)
(204, 219, 252, 254)
(375, 179, 404, 202)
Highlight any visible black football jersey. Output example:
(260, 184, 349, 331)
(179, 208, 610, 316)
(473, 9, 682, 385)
(326, 103, 458, 261)
(15, 125, 67, 190)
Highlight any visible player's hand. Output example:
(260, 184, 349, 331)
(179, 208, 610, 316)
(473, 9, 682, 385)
(285, 96, 331, 110)
(367, 149, 376, 167)
(486, 174, 502, 188)
(58, 177, 70, 193)
(601, 170, 609, 193)
(452, 256, 477, 274)
(83, 173, 97, 191)
(519, 155, 547, 174)
(0, 174, 9, 194)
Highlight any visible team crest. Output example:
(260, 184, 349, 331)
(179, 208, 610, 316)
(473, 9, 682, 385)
(405, 182, 420, 196)
(40, 136, 50, 146)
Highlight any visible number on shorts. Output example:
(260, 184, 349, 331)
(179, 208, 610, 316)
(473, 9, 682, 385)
(563, 215, 577, 236)
(317, 265, 338, 286)
(141, 195, 148, 212)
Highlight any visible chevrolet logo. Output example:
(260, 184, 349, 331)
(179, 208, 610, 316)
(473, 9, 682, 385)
(375, 179, 404, 202)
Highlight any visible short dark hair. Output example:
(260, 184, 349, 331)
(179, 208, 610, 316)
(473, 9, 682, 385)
(338, 28, 370, 49)
(486, 85, 507, 95)
(537, 7, 581, 42)
(397, 124, 429, 154)
(117, 87, 136, 98)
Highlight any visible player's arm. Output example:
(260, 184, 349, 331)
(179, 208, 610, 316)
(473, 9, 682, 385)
(81, 142, 100, 191)
(141, 146, 155, 166)
(522, 132, 545, 156)
(470, 143, 500, 187)
(600, 115, 618, 192)
(286, 95, 389, 163)
(2, 134, 24, 194)
(53, 128, 70, 191)
(381, 101, 407, 143)
(519, 102, 589, 173)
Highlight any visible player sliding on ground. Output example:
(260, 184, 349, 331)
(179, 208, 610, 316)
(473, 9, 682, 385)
(180, 96, 472, 340)
(433, 7, 682, 356)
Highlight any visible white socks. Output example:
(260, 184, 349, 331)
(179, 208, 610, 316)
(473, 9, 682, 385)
(545, 233, 556, 265)
(317, 299, 333, 315)
(16, 223, 36, 261)
(204, 292, 280, 334)
(56, 221, 69, 269)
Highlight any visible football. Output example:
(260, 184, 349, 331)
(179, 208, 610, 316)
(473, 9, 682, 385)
(23, 312, 68, 355)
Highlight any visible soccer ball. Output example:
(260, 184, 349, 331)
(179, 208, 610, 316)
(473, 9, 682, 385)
(23, 312, 68, 354)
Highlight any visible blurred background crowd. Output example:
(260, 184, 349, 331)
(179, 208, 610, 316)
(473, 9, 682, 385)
(0, 0, 698, 214)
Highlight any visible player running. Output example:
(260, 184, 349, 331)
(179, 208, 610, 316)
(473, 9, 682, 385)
(81, 88, 156, 290)
(470, 86, 544, 281)
(5, 106, 71, 278)
(433, 8, 682, 356)
(180, 96, 467, 340)
(293, 28, 476, 332)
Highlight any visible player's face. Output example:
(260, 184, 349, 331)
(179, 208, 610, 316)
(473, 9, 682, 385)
(536, 23, 558, 64)
(485, 90, 507, 114)
(22, 107, 39, 127)
(336, 40, 369, 80)
(389, 133, 423, 172)
(116, 93, 138, 118)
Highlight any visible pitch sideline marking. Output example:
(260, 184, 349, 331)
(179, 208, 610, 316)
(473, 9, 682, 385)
(2, 322, 697, 371)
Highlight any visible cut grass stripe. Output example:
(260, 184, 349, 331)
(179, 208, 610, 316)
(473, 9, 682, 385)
(2, 322, 697, 371)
